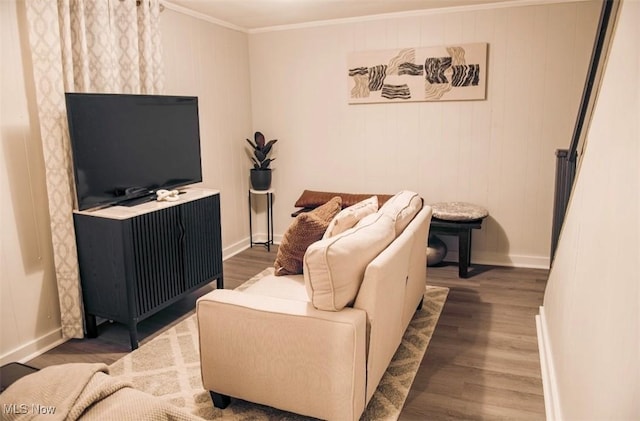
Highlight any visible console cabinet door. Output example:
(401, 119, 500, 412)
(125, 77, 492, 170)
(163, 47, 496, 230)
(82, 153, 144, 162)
(74, 216, 130, 322)
(181, 194, 222, 290)
(129, 205, 184, 317)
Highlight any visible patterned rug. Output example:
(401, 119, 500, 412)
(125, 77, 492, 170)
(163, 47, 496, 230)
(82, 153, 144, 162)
(110, 269, 448, 420)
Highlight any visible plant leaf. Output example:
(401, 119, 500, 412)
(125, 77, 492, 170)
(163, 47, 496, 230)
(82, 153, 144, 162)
(264, 139, 277, 153)
(245, 138, 257, 149)
(254, 150, 266, 161)
(254, 131, 265, 148)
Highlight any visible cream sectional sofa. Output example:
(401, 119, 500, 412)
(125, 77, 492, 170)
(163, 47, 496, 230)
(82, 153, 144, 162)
(196, 191, 432, 420)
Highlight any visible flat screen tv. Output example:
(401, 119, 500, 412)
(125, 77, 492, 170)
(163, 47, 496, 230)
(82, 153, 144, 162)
(65, 93, 202, 210)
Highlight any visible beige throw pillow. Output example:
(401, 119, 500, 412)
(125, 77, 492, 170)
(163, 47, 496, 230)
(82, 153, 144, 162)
(304, 212, 396, 311)
(322, 196, 378, 239)
(377, 190, 423, 236)
(274, 196, 342, 276)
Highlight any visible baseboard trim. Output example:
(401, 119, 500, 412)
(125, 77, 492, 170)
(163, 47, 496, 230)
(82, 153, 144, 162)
(0, 328, 66, 366)
(223, 238, 251, 260)
(536, 306, 561, 421)
(237, 234, 283, 246)
(442, 250, 550, 269)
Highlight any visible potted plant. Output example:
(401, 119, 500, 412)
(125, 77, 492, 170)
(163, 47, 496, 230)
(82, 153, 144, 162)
(246, 131, 277, 190)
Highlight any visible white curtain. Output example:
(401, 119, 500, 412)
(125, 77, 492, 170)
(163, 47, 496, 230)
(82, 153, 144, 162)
(25, 0, 164, 338)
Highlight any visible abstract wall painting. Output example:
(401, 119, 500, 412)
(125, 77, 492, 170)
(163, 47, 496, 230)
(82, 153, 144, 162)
(348, 43, 487, 104)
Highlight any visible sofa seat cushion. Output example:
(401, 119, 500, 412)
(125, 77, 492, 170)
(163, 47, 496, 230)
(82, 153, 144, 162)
(303, 212, 396, 311)
(274, 196, 342, 276)
(240, 270, 310, 302)
(323, 196, 378, 239)
(377, 190, 423, 236)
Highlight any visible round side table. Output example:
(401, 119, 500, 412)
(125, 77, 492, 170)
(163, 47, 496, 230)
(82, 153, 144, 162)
(429, 202, 489, 278)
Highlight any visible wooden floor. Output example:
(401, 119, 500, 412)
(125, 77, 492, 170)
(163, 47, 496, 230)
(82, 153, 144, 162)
(400, 262, 548, 421)
(28, 246, 548, 420)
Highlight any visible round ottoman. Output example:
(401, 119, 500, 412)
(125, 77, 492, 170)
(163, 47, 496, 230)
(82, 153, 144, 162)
(431, 202, 489, 221)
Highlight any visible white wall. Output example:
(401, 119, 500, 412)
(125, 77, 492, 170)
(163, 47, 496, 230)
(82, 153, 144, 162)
(249, 1, 601, 268)
(538, 0, 639, 418)
(160, 8, 253, 258)
(0, 0, 64, 364)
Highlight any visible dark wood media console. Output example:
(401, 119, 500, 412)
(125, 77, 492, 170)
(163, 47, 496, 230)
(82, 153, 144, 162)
(73, 188, 223, 350)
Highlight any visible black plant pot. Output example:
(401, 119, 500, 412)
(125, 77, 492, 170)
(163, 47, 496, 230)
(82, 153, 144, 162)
(250, 169, 272, 191)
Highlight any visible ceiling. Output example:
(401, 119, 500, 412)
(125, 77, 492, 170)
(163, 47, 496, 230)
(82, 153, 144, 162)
(165, 0, 517, 31)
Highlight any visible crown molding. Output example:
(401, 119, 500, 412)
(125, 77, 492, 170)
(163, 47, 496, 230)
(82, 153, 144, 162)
(161, 1, 248, 33)
(162, 0, 589, 35)
(251, 0, 589, 34)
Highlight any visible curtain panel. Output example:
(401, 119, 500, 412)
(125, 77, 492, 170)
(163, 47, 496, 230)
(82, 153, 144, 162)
(25, 0, 164, 338)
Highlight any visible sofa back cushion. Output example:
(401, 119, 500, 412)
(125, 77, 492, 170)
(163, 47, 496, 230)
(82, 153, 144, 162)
(323, 196, 378, 239)
(274, 196, 342, 276)
(377, 190, 423, 236)
(303, 212, 395, 311)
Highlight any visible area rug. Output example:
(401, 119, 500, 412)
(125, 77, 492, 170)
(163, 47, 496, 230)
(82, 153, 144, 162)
(110, 268, 448, 420)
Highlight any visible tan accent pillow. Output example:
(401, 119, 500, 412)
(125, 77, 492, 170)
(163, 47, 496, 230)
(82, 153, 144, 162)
(274, 196, 342, 276)
(304, 212, 396, 311)
(377, 190, 423, 236)
(322, 196, 378, 239)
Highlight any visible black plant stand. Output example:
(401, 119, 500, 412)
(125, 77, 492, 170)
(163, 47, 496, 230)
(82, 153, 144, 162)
(249, 188, 274, 251)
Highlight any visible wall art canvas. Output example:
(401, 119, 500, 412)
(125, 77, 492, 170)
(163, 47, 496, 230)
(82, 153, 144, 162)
(348, 43, 487, 103)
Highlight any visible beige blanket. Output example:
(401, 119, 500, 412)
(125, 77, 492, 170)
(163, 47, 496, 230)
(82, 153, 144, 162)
(0, 363, 202, 420)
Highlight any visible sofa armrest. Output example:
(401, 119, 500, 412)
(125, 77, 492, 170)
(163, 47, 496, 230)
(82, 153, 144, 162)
(196, 289, 367, 421)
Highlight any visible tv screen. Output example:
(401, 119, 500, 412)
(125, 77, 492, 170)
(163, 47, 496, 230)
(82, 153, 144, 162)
(65, 93, 202, 210)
